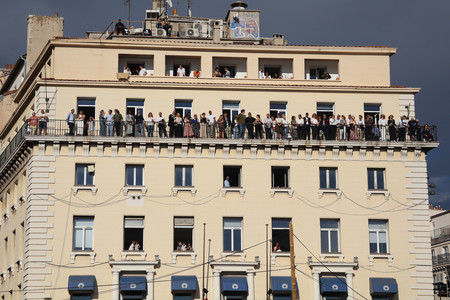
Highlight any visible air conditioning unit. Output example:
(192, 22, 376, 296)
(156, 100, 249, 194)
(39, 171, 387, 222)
(156, 28, 166, 36)
(186, 28, 199, 37)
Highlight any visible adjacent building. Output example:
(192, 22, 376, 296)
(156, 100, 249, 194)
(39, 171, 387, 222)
(0, 1, 439, 299)
(431, 208, 450, 299)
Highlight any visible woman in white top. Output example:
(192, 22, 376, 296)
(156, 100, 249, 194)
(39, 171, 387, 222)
(174, 112, 183, 137)
(275, 113, 283, 139)
(76, 110, 85, 136)
(146, 112, 155, 137)
(311, 113, 319, 140)
(282, 114, 289, 139)
(378, 114, 387, 141)
(356, 115, 365, 141)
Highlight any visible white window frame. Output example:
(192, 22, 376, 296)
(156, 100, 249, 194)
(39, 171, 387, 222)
(174, 217, 194, 250)
(73, 217, 94, 251)
(126, 99, 145, 116)
(269, 102, 287, 118)
(223, 218, 243, 252)
(320, 167, 338, 189)
(320, 219, 340, 253)
(369, 220, 389, 254)
(175, 99, 193, 117)
(126, 165, 144, 186)
(368, 168, 386, 190)
(175, 165, 194, 187)
(75, 164, 95, 186)
(316, 102, 335, 115)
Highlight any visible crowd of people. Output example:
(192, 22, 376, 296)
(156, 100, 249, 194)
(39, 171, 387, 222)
(27, 109, 435, 142)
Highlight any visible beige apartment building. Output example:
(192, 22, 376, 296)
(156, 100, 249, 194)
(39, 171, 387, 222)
(0, 1, 439, 300)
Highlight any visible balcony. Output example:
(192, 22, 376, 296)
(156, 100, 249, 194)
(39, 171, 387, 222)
(0, 119, 439, 179)
(305, 59, 339, 80)
(432, 225, 450, 245)
(433, 253, 450, 266)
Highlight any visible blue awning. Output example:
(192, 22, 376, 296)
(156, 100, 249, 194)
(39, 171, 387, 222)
(120, 276, 147, 292)
(370, 278, 398, 294)
(320, 277, 347, 294)
(68, 275, 96, 292)
(271, 276, 298, 292)
(221, 277, 248, 292)
(171, 276, 198, 292)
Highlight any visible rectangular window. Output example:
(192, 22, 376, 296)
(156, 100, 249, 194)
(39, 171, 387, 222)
(126, 165, 144, 186)
(175, 100, 193, 117)
(364, 103, 381, 124)
(175, 166, 193, 187)
(272, 218, 291, 252)
(223, 166, 242, 187)
(320, 219, 340, 253)
(73, 217, 94, 251)
(174, 217, 194, 251)
(272, 167, 290, 188)
(270, 102, 287, 119)
(369, 220, 388, 254)
(124, 217, 144, 251)
(77, 98, 96, 121)
(126, 99, 145, 116)
(223, 218, 242, 252)
(320, 167, 337, 189)
(75, 164, 94, 186)
(367, 168, 385, 190)
(222, 101, 240, 124)
(316, 102, 335, 119)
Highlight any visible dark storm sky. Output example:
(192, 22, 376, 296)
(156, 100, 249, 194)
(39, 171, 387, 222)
(0, 0, 448, 207)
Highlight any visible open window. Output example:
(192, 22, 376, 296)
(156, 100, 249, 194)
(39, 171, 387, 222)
(175, 100, 193, 117)
(364, 103, 381, 124)
(213, 57, 247, 78)
(223, 166, 242, 187)
(173, 217, 194, 251)
(270, 102, 287, 119)
(118, 54, 154, 75)
(77, 98, 96, 121)
(123, 217, 144, 251)
(222, 101, 240, 124)
(305, 59, 339, 80)
(272, 218, 291, 252)
(316, 102, 335, 119)
(272, 167, 290, 188)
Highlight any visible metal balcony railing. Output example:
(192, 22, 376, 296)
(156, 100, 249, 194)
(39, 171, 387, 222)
(0, 119, 439, 175)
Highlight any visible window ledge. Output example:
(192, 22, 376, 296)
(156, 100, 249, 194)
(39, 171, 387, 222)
(369, 254, 393, 266)
(72, 186, 98, 195)
(70, 251, 96, 264)
(366, 190, 390, 200)
(221, 187, 245, 197)
(271, 252, 291, 265)
(172, 187, 197, 196)
(171, 251, 197, 264)
(318, 189, 342, 199)
(320, 253, 345, 262)
(270, 188, 294, 198)
(220, 252, 247, 261)
(121, 251, 147, 261)
(123, 186, 147, 196)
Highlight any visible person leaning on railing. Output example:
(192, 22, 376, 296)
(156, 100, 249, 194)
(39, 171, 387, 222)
(28, 112, 39, 135)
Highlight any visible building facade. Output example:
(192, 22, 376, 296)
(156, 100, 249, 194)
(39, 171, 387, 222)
(0, 2, 439, 300)
(431, 209, 450, 299)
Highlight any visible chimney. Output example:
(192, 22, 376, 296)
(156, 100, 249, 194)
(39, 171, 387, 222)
(272, 34, 286, 46)
(213, 21, 221, 43)
(27, 15, 64, 72)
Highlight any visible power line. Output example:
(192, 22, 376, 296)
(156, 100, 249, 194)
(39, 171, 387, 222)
(293, 233, 369, 300)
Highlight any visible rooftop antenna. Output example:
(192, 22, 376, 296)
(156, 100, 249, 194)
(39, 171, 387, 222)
(125, 0, 131, 27)
(187, 0, 192, 16)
